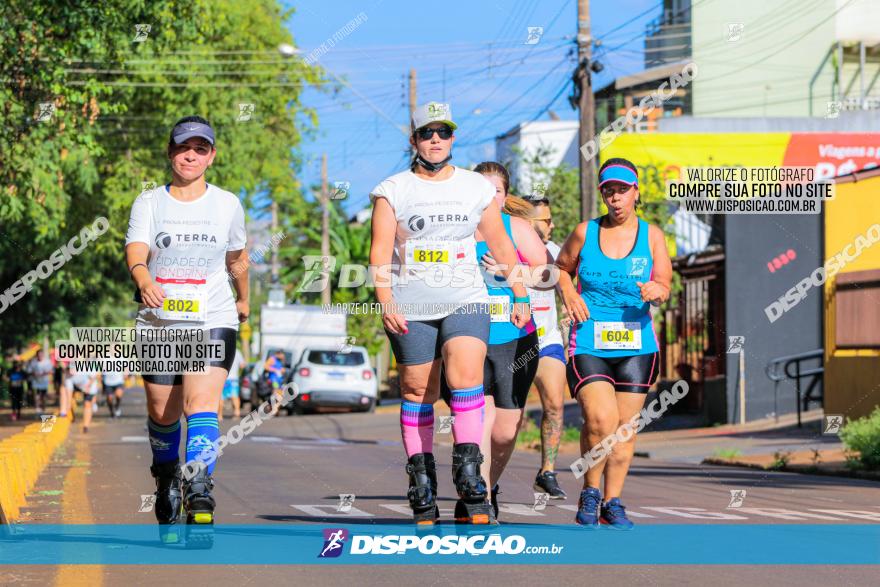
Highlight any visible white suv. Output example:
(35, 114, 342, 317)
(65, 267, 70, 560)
(287, 346, 377, 414)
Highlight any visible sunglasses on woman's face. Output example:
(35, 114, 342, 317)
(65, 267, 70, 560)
(416, 126, 453, 140)
(524, 196, 550, 205)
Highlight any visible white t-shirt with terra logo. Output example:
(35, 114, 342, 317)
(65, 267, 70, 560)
(125, 184, 247, 330)
(370, 167, 495, 320)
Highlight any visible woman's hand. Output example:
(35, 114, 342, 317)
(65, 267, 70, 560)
(236, 299, 250, 323)
(139, 282, 165, 308)
(511, 301, 531, 329)
(382, 303, 408, 335)
(562, 289, 589, 324)
(480, 252, 504, 277)
(636, 281, 667, 305)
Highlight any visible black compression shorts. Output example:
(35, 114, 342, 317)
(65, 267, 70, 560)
(440, 331, 540, 410)
(566, 352, 659, 396)
(142, 327, 237, 387)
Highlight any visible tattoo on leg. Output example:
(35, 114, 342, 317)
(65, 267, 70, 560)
(541, 415, 562, 469)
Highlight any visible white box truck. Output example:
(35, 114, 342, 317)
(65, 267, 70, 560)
(250, 303, 347, 401)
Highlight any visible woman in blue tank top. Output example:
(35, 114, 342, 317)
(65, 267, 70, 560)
(440, 162, 552, 520)
(555, 157, 673, 530)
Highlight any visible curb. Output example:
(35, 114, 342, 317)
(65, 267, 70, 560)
(0, 414, 71, 524)
(701, 457, 880, 482)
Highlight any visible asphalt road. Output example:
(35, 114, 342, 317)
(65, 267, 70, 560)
(3, 387, 878, 586)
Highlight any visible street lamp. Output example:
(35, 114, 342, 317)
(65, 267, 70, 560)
(278, 43, 299, 58)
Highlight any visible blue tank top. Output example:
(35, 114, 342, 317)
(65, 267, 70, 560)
(476, 213, 535, 345)
(571, 216, 658, 357)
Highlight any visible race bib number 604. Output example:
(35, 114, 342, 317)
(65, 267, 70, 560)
(594, 321, 641, 350)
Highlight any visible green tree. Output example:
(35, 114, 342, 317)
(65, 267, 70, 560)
(0, 0, 320, 349)
(283, 200, 384, 356)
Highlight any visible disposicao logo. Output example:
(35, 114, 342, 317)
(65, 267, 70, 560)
(319, 528, 348, 558)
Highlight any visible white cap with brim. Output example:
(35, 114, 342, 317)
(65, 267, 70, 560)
(411, 102, 457, 131)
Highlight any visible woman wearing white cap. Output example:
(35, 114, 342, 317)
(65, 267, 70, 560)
(125, 115, 249, 537)
(370, 102, 531, 525)
(556, 157, 672, 530)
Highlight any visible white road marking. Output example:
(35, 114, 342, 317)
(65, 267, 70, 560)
(290, 504, 374, 517)
(556, 504, 656, 518)
(120, 436, 149, 442)
(282, 444, 344, 451)
(250, 436, 283, 443)
(642, 507, 748, 520)
(498, 504, 545, 517)
(809, 509, 880, 521)
(735, 508, 842, 520)
(284, 503, 880, 522)
(380, 504, 455, 518)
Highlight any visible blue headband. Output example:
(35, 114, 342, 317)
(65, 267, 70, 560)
(599, 164, 638, 187)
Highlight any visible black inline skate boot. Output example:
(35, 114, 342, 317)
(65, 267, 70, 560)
(150, 460, 183, 544)
(182, 464, 215, 549)
(452, 443, 496, 525)
(406, 453, 439, 525)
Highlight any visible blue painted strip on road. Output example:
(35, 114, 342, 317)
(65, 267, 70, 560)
(1, 524, 878, 565)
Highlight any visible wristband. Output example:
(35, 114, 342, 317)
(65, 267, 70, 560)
(513, 296, 530, 304)
(129, 263, 148, 274)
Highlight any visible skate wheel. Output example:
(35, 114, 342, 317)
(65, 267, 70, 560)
(192, 512, 213, 524)
(158, 527, 181, 545)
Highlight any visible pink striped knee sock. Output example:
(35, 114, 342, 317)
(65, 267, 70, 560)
(449, 385, 485, 445)
(400, 401, 434, 457)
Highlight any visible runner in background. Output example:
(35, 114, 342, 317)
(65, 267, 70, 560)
(370, 102, 530, 525)
(102, 369, 127, 418)
(67, 367, 98, 433)
(27, 349, 53, 414)
(125, 115, 248, 535)
(53, 360, 65, 403)
(58, 360, 73, 420)
(447, 163, 550, 520)
(6, 360, 26, 421)
(519, 192, 568, 499)
(556, 158, 672, 530)
(219, 347, 244, 421)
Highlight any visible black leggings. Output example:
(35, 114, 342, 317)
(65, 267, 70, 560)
(441, 332, 540, 410)
(141, 327, 238, 386)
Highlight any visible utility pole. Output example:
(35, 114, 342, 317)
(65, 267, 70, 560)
(321, 153, 331, 305)
(408, 68, 417, 153)
(270, 199, 279, 283)
(577, 0, 597, 221)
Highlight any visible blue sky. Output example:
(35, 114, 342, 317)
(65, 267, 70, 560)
(283, 0, 664, 214)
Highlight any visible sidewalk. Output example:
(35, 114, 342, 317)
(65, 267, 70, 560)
(1, 392, 68, 441)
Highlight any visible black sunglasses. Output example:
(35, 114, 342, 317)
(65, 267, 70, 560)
(415, 126, 453, 140)
(524, 195, 550, 205)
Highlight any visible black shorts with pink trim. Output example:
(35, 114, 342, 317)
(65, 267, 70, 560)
(566, 352, 659, 396)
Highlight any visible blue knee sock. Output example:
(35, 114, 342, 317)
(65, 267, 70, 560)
(185, 412, 221, 475)
(148, 418, 181, 465)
